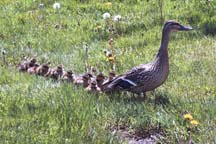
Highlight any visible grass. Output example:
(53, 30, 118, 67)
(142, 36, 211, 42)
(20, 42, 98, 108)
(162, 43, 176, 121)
(0, 0, 216, 143)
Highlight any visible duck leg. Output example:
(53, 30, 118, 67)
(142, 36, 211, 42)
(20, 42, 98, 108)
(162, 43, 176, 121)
(143, 92, 147, 100)
(137, 92, 147, 101)
(151, 89, 155, 96)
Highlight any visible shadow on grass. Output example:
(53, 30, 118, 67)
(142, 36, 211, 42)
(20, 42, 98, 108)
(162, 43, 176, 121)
(107, 92, 143, 104)
(106, 90, 171, 106)
(152, 91, 171, 107)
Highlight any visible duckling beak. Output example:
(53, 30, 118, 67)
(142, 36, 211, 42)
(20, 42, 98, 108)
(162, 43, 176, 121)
(179, 25, 193, 31)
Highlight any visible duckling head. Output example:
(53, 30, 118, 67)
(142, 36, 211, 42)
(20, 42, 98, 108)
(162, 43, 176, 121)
(56, 64, 63, 74)
(29, 58, 37, 67)
(108, 71, 116, 80)
(90, 81, 97, 89)
(30, 58, 37, 63)
(30, 58, 37, 64)
(96, 73, 105, 81)
(42, 64, 49, 72)
(67, 70, 73, 75)
(57, 64, 63, 69)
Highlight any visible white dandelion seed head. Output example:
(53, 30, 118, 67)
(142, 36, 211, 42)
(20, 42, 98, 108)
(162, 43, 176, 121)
(38, 3, 44, 8)
(2, 50, 6, 55)
(113, 15, 121, 22)
(53, 2, 60, 9)
(103, 12, 111, 20)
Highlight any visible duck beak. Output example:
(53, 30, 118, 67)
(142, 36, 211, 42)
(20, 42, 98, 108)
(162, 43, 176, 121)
(179, 25, 193, 31)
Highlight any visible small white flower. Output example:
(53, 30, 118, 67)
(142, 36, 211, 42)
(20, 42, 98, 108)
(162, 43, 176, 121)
(103, 12, 111, 20)
(53, 2, 60, 9)
(113, 15, 121, 22)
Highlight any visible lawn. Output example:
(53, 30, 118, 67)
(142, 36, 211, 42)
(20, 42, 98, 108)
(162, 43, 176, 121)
(0, 0, 215, 143)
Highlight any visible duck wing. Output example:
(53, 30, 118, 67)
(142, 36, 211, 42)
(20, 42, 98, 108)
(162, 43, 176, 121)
(102, 64, 150, 92)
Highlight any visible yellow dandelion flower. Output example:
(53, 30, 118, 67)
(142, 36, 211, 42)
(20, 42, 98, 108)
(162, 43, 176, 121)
(107, 56, 114, 62)
(105, 2, 112, 7)
(97, 25, 102, 29)
(190, 120, 199, 125)
(183, 114, 193, 120)
(95, 25, 102, 30)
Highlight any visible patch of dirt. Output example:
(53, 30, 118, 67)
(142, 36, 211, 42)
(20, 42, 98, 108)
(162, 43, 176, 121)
(111, 125, 166, 144)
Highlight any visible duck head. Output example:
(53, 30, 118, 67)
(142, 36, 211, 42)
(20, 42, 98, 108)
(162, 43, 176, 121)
(163, 20, 193, 32)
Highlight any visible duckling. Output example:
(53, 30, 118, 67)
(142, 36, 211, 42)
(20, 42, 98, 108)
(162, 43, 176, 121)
(74, 73, 92, 88)
(61, 70, 74, 83)
(16, 64, 27, 72)
(17, 58, 37, 72)
(102, 71, 116, 84)
(85, 80, 101, 93)
(27, 64, 39, 74)
(35, 64, 50, 76)
(96, 72, 105, 89)
(108, 71, 116, 81)
(46, 64, 63, 80)
(82, 74, 91, 88)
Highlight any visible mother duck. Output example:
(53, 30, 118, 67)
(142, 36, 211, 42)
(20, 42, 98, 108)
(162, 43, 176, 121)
(102, 20, 193, 97)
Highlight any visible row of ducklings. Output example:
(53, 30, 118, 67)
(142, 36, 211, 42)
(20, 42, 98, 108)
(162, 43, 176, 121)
(16, 58, 116, 93)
